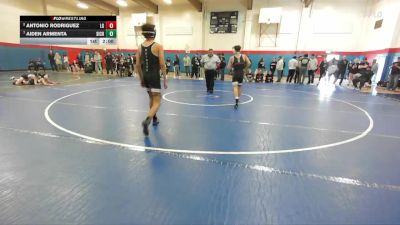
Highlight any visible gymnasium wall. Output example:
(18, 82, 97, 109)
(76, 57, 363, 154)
(0, 0, 399, 78)
(159, 4, 203, 50)
(360, 0, 400, 51)
(1, 0, 399, 51)
(249, 0, 369, 52)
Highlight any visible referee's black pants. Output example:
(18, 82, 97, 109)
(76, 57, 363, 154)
(205, 69, 216, 92)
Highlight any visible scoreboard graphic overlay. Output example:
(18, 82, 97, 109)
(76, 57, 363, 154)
(20, 16, 117, 45)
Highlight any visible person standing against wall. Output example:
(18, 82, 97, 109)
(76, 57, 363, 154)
(299, 54, 309, 84)
(327, 58, 338, 82)
(294, 56, 302, 83)
(174, 54, 180, 78)
(105, 52, 113, 75)
(387, 57, 400, 91)
(318, 56, 327, 82)
(287, 56, 297, 83)
(126, 54, 133, 75)
(135, 23, 168, 136)
(371, 59, 379, 84)
(79, 53, 85, 71)
(94, 51, 102, 74)
(63, 54, 70, 72)
(183, 54, 191, 77)
(219, 55, 226, 81)
(191, 54, 199, 79)
(258, 58, 266, 73)
(227, 45, 251, 109)
(270, 57, 277, 79)
(335, 55, 349, 85)
(201, 49, 220, 94)
(48, 50, 57, 72)
(54, 52, 62, 71)
(307, 54, 318, 84)
(165, 57, 172, 75)
(276, 56, 284, 82)
(90, 55, 96, 73)
(84, 51, 90, 65)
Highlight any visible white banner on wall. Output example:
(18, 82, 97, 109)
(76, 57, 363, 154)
(165, 26, 193, 35)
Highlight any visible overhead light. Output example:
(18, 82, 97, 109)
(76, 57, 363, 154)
(77, 2, 89, 9)
(164, 0, 172, 4)
(116, 0, 128, 7)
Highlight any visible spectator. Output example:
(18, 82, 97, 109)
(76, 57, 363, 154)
(371, 59, 379, 84)
(258, 58, 266, 73)
(294, 56, 302, 83)
(48, 50, 57, 71)
(276, 56, 284, 82)
(255, 69, 264, 83)
(90, 56, 96, 72)
(327, 58, 338, 82)
(94, 51, 102, 74)
(63, 54, 70, 71)
(166, 57, 172, 75)
(105, 52, 113, 75)
(219, 55, 226, 81)
(335, 55, 349, 85)
(174, 54, 180, 78)
(84, 51, 90, 64)
(77, 53, 84, 70)
(387, 57, 400, 91)
(270, 57, 277, 77)
(353, 66, 374, 90)
(54, 52, 62, 71)
(299, 54, 309, 84)
(319, 56, 327, 81)
(191, 54, 200, 79)
(183, 54, 191, 77)
(347, 58, 360, 87)
(287, 56, 298, 83)
(307, 54, 318, 84)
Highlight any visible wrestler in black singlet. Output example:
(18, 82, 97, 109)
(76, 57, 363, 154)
(232, 55, 245, 85)
(141, 42, 161, 92)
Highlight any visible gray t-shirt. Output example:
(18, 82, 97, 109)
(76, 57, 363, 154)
(201, 54, 221, 70)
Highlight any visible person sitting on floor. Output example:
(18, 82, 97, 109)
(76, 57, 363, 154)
(352, 66, 374, 90)
(265, 70, 274, 83)
(255, 69, 264, 83)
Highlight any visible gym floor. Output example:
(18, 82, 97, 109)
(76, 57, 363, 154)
(0, 72, 399, 224)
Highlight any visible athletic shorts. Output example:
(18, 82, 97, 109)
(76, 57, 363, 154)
(232, 73, 244, 86)
(143, 73, 161, 93)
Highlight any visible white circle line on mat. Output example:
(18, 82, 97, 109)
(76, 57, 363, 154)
(44, 85, 374, 155)
(162, 90, 253, 106)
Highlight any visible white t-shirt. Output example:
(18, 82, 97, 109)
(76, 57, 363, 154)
(276, 59, 284, 70)
(308, 58, 318, 70)
(288, 59, 298, 70)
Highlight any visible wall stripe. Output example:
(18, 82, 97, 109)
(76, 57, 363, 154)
(1, 42, 399, 55)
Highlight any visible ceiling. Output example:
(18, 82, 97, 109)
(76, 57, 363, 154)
(43, 0, 202, 14)
(48, 0, 198, 8)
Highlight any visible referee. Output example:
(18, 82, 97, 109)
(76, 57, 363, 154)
(201, 49, 220, 94)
